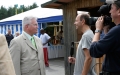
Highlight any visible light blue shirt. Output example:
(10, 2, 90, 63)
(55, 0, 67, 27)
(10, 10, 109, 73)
(23, 31, 33, 41)
(23, 31, 37, 49)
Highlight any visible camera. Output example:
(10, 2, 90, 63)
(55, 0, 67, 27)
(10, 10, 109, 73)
(89, 3, 115, 28)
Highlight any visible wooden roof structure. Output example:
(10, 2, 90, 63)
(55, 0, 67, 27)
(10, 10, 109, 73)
(41, 0, 74, 9)
(41, 0, 105, 9)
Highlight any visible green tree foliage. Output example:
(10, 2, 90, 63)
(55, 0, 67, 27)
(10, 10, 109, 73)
(22, 5, 29, 12)
(0, 6, 7, 20)
(30, 2, 38, 9)
(7, 7, 15, 17)
(0, 3, 38, 20)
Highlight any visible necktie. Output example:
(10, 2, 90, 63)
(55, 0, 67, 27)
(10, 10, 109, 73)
(31, 37, 37, 49)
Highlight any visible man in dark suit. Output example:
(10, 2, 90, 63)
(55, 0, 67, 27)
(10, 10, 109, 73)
(5, 29, 14, 46)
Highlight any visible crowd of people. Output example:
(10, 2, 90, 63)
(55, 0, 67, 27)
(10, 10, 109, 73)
(0, 1, 120, 75)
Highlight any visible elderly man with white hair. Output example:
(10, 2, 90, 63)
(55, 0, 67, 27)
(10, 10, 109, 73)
(9, 16, 46, 75)
(15, 31, 20, 37)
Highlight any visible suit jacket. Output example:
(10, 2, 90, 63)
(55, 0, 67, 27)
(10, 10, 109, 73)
(9, 33, 46, 75)
(0, 34, 16, 75)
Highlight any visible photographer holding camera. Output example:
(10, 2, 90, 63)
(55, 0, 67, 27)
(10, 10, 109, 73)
(90, 0, 120, 75)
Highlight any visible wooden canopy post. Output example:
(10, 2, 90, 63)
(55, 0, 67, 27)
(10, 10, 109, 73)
(63, 7, 77, 75)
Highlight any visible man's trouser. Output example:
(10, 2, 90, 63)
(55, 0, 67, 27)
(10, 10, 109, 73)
(43, 47, 49, 66)
(100, 71, 120, 75)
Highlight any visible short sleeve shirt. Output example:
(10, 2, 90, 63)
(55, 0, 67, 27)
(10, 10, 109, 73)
(74, 29, 96, 75)
(40, 33, 51, 47)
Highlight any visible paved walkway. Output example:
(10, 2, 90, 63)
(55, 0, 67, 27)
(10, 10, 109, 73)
(46, 58, 65, 75)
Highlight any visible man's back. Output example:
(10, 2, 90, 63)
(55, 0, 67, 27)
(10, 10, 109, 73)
(0, 34, 16, 75)
(90, 25, 120, 72)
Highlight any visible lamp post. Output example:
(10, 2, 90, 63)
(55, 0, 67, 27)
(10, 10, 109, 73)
(20, 5, 23, 13)
(14, 4, 18, 15)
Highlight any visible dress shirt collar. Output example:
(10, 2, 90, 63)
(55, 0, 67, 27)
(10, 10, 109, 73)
(23, 31, 33, 41)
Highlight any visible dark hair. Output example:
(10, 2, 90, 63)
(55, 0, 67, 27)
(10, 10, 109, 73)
(113, 1, 120, 9)
(80, 14, 90, 26)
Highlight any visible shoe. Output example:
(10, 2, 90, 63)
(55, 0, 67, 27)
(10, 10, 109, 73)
(46, 65, 49, 67)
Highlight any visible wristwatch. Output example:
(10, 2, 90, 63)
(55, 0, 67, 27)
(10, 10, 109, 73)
(95, 30, 102, 33)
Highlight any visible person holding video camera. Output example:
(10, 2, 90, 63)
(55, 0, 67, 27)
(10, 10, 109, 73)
(90, 1, 120, 74)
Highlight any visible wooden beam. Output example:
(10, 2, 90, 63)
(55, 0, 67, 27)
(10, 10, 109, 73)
(63, 4, 77, 75)
(47, 25, 63, 27)
(41, 0, 104, 9)
(41, 0, 74, 8)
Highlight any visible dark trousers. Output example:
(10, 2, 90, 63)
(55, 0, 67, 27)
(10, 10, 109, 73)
(100, 71, 120, 75)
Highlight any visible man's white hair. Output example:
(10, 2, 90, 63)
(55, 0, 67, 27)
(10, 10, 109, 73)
(15, 31, 20, 34)
(22, 16, 37, 29)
